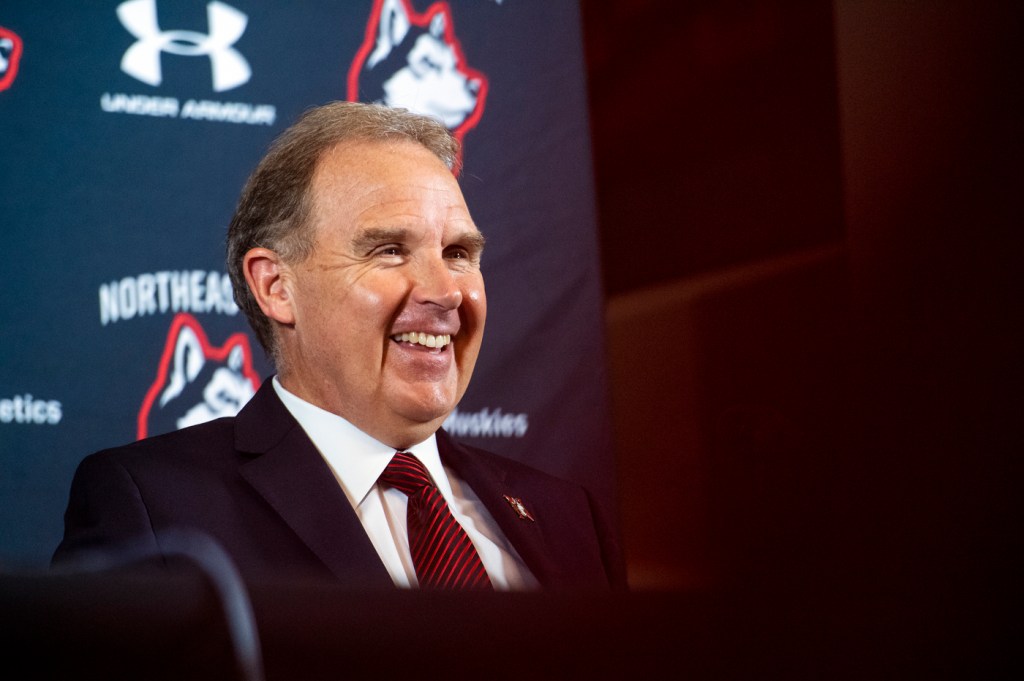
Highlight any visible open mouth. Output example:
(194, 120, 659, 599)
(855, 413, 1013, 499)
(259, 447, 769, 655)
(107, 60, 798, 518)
(390, 332, 452, 350)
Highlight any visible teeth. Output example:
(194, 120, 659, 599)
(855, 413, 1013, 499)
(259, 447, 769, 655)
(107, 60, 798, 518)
(392, 332, 451, 348)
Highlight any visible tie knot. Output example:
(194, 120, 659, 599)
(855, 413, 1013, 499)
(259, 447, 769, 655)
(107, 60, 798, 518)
(379, 451, 433, 497)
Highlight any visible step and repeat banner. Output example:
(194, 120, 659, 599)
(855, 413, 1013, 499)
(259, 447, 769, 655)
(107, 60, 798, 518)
(0, 0, 613, 567)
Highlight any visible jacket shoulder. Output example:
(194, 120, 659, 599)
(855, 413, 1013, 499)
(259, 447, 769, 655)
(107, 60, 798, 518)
(80, 416, 239, 472)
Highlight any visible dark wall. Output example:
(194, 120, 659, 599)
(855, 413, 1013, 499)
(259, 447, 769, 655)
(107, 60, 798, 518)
(834, 0, 1020, 628)
(583, 0, 848, 591)
(586, 0, 1020, 666)
(583, 0, 843, 295)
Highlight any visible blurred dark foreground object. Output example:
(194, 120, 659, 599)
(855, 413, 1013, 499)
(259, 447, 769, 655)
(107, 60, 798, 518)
(1, 562, 1016, 680)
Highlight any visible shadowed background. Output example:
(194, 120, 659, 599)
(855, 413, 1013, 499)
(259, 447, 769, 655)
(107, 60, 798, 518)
(587, 0, 1020, 666)
(0, 1, 1018, 675)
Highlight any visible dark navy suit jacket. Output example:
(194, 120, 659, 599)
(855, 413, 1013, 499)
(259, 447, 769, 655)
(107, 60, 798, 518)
(53, 380, 626, 590)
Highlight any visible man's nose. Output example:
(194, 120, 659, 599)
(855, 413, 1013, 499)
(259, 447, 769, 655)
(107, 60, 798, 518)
(411, 257, 462, 309)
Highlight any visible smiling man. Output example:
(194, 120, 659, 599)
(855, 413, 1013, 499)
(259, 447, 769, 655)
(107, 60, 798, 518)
(53, 102, 625, 591)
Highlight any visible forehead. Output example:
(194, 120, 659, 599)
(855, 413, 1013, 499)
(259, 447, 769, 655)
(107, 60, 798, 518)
(311, 138, 455, 202)
(308, 139, 473, 236)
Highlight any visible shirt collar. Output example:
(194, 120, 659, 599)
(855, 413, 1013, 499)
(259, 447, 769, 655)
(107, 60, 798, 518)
(271, 376, 447, 507)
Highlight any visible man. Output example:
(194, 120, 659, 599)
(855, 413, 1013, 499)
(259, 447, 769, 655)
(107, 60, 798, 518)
(53, 101, 625, 591)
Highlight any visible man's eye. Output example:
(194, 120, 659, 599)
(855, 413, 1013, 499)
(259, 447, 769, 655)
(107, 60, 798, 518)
(445, 248, 469, 260)
(378, 246, 403, 256)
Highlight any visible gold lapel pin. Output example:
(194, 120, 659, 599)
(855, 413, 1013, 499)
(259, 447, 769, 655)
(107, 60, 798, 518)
(503, 495, 535, 522)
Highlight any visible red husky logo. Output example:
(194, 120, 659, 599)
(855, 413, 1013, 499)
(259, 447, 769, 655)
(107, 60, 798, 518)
(138, 313, 260, 439)
(0, 26, 24, 92)
(347, 0, 488, 166)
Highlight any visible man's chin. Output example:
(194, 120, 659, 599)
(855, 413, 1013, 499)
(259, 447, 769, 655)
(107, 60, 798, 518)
(396, 404, 454, 429)
(388, 393, 457, 429)
(379, 375, 469, 435)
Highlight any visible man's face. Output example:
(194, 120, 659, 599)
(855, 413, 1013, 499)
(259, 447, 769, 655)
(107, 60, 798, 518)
(275, 139, 485, 448)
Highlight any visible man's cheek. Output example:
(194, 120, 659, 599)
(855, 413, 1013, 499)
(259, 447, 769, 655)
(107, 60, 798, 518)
(351, 283, 391, 317)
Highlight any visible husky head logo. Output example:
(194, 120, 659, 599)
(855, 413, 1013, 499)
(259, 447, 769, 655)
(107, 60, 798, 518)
(138, 313, 259, 439)
(348, 0, 488, 165)
(0, 26, 24, 92)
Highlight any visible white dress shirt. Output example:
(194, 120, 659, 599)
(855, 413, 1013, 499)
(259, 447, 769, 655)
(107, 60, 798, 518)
(272, 377, 538, 590)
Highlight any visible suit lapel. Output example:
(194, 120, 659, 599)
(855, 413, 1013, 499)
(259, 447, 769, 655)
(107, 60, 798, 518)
(437, 431, 560, 587)
(234, 381, 392, 589)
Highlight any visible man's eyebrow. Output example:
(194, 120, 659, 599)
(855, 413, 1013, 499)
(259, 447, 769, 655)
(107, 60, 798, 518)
(455, 230, 486, 253)
(350, 227, 486, 253)
(350, 227, 409, 252)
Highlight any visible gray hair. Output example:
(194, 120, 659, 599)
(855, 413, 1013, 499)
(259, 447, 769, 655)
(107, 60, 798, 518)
(226, 101, 460, 361)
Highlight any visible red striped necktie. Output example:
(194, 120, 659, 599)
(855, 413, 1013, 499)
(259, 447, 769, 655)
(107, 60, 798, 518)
(379, 451, 493, 590)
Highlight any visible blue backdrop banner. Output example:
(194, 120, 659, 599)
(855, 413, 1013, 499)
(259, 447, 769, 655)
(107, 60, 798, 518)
(0, 0, 614, 567)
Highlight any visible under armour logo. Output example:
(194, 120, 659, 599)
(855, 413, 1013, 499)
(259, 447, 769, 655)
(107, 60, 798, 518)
(117, 0, 251, 92)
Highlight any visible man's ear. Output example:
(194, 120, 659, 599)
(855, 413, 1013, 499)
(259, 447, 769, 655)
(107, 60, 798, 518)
(243, 248, 296, 325)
